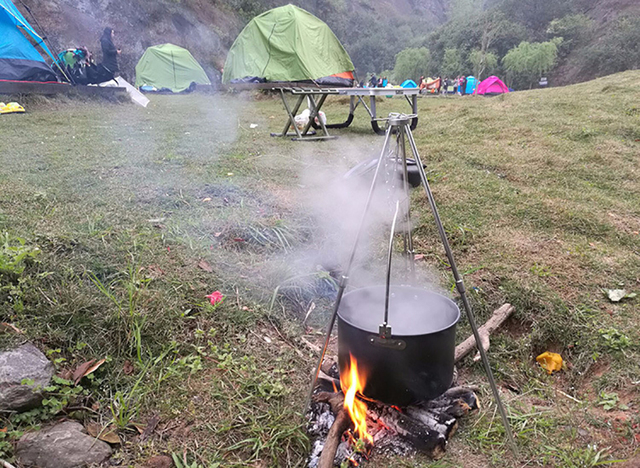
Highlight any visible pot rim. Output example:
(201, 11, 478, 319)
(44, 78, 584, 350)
(337, 284, 460, 336)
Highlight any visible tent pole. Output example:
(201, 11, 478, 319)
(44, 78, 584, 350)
(16, 0, 71, 82)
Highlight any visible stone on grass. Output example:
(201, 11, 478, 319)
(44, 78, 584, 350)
(16, 421, 112, 468)
(0, 342, 54, 411)
(146, 455, 173, 468)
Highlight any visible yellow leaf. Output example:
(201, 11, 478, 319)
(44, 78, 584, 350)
(536, 352, 563, 374)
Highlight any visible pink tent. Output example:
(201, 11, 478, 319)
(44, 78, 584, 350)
(474, 76, 510, 95)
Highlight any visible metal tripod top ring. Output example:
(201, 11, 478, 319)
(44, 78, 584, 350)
(387, 112, 415, 126)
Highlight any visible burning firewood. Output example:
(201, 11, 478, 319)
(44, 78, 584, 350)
(307, 384, 479, 467)
(312, 392, 351, 468)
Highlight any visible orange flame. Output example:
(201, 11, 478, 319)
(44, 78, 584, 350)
(340, 355, 373, 445)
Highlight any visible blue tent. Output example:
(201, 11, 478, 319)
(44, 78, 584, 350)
(465, 76, 477, 95)
(401, 79, 417, 88)
(0, 0, 57, 81)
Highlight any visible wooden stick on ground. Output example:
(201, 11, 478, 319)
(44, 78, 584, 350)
(313, 391, 350, 468)
(454, 304, 514, 363)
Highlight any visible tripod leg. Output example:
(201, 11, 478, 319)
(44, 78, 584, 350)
(306, 126, 395, 408)
(399, 126, 416, 279)
(405, 125, 518, 456)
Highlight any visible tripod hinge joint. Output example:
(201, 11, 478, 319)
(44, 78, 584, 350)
(455, 279, 466, 295)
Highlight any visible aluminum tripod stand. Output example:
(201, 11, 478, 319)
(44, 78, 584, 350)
(307, 113, 517, 455)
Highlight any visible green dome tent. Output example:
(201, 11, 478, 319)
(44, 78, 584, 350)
(222, 4, 355, 86)
(135, 44, 210, 93)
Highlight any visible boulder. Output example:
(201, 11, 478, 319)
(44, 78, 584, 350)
(16, 421, 112, 468)
(0, 343, 54, 411)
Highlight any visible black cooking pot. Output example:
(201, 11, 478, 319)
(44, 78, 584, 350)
(338, 285, 460, 406)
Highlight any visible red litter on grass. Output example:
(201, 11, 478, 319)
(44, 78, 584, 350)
(206, 291, 224, 305)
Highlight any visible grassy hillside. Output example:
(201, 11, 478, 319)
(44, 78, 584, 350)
(1, 71, 639, 466)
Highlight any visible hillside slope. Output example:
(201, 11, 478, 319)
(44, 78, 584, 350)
(557, 0, 640, 84)
(15, 0, 639, 86)
(20, 0, 246, 82)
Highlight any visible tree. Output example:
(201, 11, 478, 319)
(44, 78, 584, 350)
(441, 48, 464, 77)
(579, 15, 640, 77)
(547, 14, 593, 56)
(393, 48, 431, 83)
(449, 0, 484, 23)
(468, 49, 498, 79)
(502, 39, 561, 88)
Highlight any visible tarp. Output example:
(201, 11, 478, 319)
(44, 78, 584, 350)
(423, 77, 440, 93)
(475, 76, 510, 95)
(222, 4, 354, 85)
(401, 79, 417, 88)
(465, 76, 477, 95)
(0, 0, 57, 81)
(135, 44, 210, 93)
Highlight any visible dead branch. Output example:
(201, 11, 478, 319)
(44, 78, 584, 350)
(454, 304, 514, 363)
(313, 392, 350, 468)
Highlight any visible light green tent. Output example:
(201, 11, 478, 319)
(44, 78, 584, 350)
(135, 44, 211, 92)
(222, 4, 354, 85)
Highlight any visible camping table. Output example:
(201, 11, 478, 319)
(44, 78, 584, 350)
(267, 86, 420, 141)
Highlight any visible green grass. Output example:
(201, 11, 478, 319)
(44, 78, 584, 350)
(1, 70, 640, 467)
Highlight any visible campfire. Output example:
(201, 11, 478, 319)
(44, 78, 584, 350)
(307, 357, 479, 468)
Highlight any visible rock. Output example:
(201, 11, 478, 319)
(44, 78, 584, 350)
(0, 343, 54, 411)
(16, 421, 112, 468)
(146, 455, 173, 468)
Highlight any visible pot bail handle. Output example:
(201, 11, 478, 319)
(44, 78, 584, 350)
(381, 200, 401, 338)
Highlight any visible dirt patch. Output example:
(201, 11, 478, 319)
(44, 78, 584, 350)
(606, 211, 640, 236)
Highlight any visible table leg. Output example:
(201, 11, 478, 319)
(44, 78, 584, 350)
(271, 90, 305, 138)
(303, 94, 330, 137)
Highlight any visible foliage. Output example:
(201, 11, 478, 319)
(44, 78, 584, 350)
(599, 328, 631, 352)
(502, 39, 561, 88)
(469, 49, 499, 79)
(597, 391, 620, 411)
(488, 0, 575, 36)
(0, 232, 41, 311)
(393, 47, 431, 83)
(441, 48, 465, 76)
(547, 14, 593, 49)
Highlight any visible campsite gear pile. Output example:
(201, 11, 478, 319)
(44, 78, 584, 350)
(56, 47, 113, 85)
(307, 112, 518, 453)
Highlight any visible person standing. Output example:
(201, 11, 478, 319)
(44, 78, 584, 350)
(99, 27, 120, 81)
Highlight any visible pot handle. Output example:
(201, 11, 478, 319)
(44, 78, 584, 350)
(381, 200, 401, 338)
